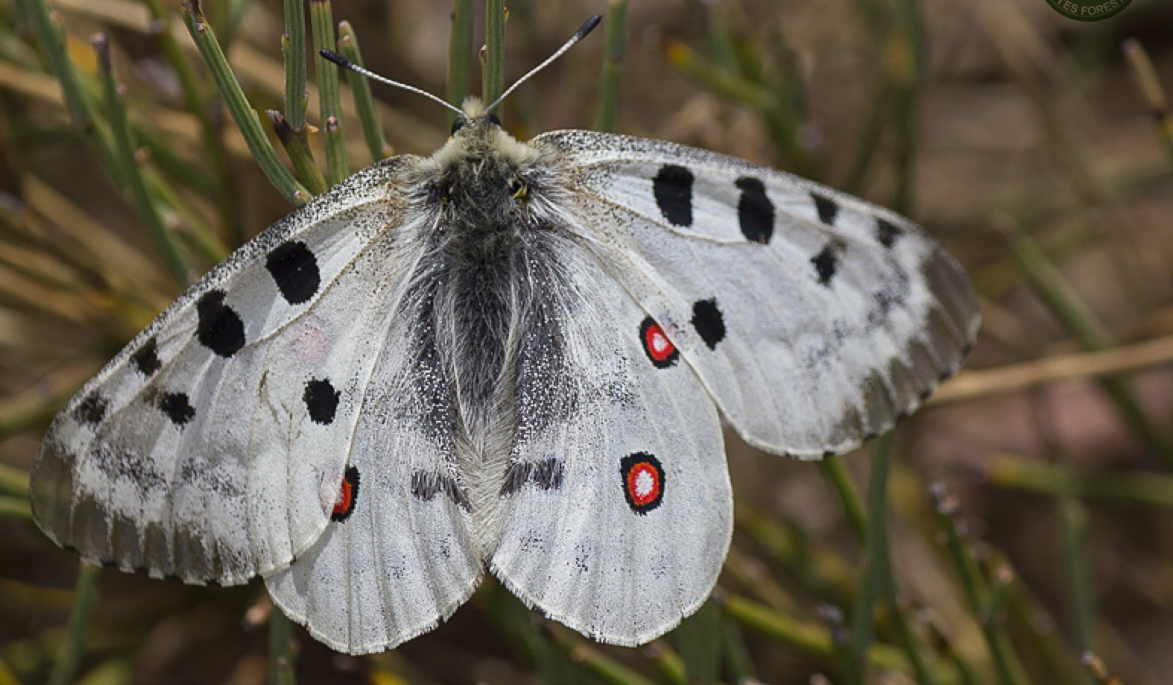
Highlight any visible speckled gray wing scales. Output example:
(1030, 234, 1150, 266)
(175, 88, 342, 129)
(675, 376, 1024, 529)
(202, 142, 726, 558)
(29, 157, 430, 585)
(534, 130, 979, 458)
(490, 239, 732, 646)
(265, 270, 482, 655)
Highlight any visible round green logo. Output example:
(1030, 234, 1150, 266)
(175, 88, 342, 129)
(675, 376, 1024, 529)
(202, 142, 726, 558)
(1044, 0, 1132, 20)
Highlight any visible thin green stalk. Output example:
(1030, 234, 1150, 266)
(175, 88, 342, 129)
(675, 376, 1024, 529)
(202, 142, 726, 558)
(1122, 39, 1173, 169)
(819, 457, 867, 540)
(847, 433, 893, 680)
(890, 0, 924, 215)
(720, 618, 759, 683)
(142, 0, 238, 243)
(337, 21, 391, 162)
(987, 453, 1173, 509)
(94, 34, 192, 284)
(310, 0, 348, 185)
(671, 601, 720, 685)
(482, 0, 507, 107)
(644, 641, 687, 685)
(1061, 498, 1098, 656)
(182, 1, 309, 206)
(268, 110, 328, 196)
(0, 496, 33, 521)
(721, 594, 953, 682)
(1000, 218, 1173, 467)
(0, 463, 29, 499)
(282, 0, 308, 131)
(15, 0, 123, 189)
(447, 0, 473, 121)
(548, 627, 659, 685)
(269, 606, 295, 685)
(931, 484, 1030, 685)
(45, 563, 101, 685)
(593, 0, 628, 132)
(841, 85, 892, 194)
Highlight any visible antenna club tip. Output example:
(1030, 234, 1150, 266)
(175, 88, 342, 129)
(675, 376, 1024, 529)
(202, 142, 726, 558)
(576, 15, 602, 40)
(319, 49, 352, 68)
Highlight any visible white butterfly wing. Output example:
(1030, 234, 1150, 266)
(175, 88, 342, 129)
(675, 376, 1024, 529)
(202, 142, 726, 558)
(265, 259, 482, 655)
(489, 235, 731, 646)
(533, 131, 979, 458)
(29, 158, 433, 584)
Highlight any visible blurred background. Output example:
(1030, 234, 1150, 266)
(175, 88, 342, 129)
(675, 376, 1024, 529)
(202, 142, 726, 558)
(1, 0, 1172, 683)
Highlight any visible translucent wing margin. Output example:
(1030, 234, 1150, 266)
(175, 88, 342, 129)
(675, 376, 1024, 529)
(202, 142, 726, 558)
(533, 130, 979, 458)
(29, 157, 427, 585)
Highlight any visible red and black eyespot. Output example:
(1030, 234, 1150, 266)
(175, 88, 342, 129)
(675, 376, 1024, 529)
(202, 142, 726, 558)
(640, 317, 679, 368)
(331, 466, 360, 522)
(620, 453, 665, 515)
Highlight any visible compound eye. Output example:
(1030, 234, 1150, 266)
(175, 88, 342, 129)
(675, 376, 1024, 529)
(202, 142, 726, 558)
(486, 113, 502, 127)
(450, 118, 466, 135)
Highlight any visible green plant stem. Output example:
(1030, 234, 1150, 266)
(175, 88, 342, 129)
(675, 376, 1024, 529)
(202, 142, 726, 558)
(932, 485, 1030, 685)
(269, 607, 295, 685)
(988, 453, 1173, 508)
(310, 0, 348, 185)
(46, 563, 101, 685)
(1061, 498, 1098, 655)
(819, 457, 867, 540)
(94, 34, 192, 284)
(890, 0, 924, 215)
(593, 0, 628, 132)
(644, 641, 687, 685)
(0, 463, 30, 500)
(1122, 39, 1173, 169)
(282, 0, 308, 131)
(722, 594, 957, 682)
(548, 627, 659, 685)
(482, 0, 507, 107)
(268, 110, 327, 196)
(182, 1, 309, 206)
(337, 21, 391, 162)
(447, 0, 473, 121)
(1001, 219, 1173, 467)
(141, 0, 238, 243)
(847, 433, 893, 680)
(0, 496, 33, 521)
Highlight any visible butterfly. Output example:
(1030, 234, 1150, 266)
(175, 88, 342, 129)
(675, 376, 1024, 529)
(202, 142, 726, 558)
(28, 16, 978, 655)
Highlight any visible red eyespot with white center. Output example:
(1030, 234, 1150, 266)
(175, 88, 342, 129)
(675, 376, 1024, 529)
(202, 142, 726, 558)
(331, 466, 360, 522)
(640, 317, 679, 368)
(619, 453, 665, 514)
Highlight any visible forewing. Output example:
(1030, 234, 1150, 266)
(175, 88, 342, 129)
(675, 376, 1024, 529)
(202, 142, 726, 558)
(30, 157, 425, 585)
(265, 261, 482, 655)
(490, 236, 731, 646)
(532, 131, 979, 458)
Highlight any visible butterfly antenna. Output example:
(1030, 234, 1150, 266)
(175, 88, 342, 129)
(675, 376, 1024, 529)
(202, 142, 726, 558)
(484, 15, 602, 115)
(319, 50, 466, 117)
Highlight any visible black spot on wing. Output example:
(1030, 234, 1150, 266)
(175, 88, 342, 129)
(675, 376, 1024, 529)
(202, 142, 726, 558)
(303, 378, 340, 425)
(196, 290, 245, 357)
(811, 245, 839, 286)
(653, 164, 695, 227)
(500, 458, 566, 496)
(876, 217, 904, 248)
(811, 192, 839, 225)
(157, 391, 196, 426)
(734, 177, 774, 243)
(410, 470, 471, 511)
(266, 241, 321, 305)
(74, 393, 109, 425)
(690, 298, 726, 350)
(131, 337, 162, 376)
